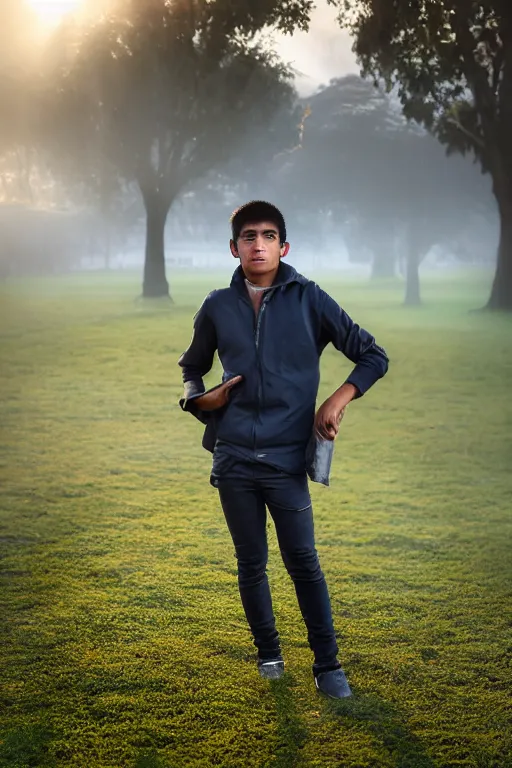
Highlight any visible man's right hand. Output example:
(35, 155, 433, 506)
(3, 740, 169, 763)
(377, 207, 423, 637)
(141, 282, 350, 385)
(193, 375, 243, 412)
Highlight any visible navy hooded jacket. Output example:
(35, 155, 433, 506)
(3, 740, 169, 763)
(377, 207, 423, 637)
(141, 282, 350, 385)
(178, 262, 389, 474)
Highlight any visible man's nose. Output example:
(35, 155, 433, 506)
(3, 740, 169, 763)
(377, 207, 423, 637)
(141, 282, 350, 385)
(253, 236, 266, 250)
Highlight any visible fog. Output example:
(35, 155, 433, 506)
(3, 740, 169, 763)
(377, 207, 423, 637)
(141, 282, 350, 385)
(0, 0, 500, 301)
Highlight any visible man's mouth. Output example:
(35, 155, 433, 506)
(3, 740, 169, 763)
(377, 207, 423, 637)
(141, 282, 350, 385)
(251, 257, 266, 263)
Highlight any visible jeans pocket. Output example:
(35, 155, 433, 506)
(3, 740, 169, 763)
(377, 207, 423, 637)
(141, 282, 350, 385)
(211, 452, 238, 481)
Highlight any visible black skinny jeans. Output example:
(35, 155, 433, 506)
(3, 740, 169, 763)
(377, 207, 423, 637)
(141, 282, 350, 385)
(213, 459, 340, 674)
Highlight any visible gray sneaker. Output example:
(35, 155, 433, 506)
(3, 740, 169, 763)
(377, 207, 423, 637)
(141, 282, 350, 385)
(315, 668, 352, 699)
(257, 657, 285, 680)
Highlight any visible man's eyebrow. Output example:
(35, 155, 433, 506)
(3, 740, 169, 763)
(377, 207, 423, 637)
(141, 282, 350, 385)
(241, 227, 279, 235)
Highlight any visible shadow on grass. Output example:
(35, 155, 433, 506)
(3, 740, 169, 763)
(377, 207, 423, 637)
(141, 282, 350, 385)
(0, 723, 54, 768)
(133, 749, 162, 768)
(266, 674, 308, 768)
(325, 690, 435, 768)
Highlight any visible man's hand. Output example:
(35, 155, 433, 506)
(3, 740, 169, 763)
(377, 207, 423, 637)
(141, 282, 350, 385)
(314, 397, 346, 440)
(314, 383, 358, 440)
(193, 375, 243, 412)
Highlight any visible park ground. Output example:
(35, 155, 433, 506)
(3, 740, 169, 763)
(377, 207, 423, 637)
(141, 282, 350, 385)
(0, 269, 511, 768)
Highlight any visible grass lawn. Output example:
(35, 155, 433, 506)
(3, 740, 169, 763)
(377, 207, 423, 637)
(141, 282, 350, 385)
(0, 268, 511, 768)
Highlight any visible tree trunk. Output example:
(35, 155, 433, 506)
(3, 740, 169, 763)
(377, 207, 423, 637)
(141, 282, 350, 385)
(485, 187, 512, 310)
(142, 193, 171, 299)
(404, 244, 421, 306)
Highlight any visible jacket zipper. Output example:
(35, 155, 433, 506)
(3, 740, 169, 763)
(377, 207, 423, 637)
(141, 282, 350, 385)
(255, 296, 269, 349)
(253, 292, 271, 454)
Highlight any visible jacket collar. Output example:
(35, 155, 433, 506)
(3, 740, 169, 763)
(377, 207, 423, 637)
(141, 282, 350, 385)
(230, 260, 304, 294)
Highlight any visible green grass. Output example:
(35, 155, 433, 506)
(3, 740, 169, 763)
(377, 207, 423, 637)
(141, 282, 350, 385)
(0, 268, 511, 768)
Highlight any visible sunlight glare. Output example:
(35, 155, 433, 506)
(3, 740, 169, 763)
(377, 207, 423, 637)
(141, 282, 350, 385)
(27, 0, 83, 27)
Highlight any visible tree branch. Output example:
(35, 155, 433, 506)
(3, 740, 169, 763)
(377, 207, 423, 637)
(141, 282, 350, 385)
(445, 114, 486, 149)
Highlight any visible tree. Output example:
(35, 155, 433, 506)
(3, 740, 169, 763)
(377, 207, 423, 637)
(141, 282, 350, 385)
(391, 124, 490, 304)
(330, 0, 512, 310)
(45, 0, 309, 297)
(275, 75, 490, 304)
(296, 76, 403, 279)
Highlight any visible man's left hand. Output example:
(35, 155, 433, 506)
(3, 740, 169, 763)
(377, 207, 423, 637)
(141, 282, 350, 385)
(314, 397, 346, 441)
(314, 383, 358, 441)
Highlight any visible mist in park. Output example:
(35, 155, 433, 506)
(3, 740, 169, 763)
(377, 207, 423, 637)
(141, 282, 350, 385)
(0, 0, 506, 309)
(1, 3, 511, 768)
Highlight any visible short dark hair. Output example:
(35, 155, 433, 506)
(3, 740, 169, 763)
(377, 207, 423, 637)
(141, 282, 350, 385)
(230, 201, 287, 245)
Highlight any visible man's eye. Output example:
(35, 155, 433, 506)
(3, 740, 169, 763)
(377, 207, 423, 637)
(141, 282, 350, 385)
(266, 234, 276, 239)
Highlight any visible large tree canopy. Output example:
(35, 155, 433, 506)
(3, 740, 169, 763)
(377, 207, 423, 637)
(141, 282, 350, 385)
(45, 0, 308, 297)
(330, 0, 512, 310)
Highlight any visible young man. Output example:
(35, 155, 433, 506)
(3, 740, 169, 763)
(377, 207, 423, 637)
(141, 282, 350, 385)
(178, 201, 388, 699)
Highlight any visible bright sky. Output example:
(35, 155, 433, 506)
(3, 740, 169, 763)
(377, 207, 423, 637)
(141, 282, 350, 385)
(274, 1, 358, 95)
(26, 0, 82, 26)
(25, 0, 357, 93)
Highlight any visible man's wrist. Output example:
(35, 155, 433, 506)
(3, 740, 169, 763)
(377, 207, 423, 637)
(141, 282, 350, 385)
(332, 382, 358, 408)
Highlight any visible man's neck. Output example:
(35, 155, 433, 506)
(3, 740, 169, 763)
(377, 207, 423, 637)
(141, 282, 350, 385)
(247, 288, 265, 315)
(244, 268, 279, 288)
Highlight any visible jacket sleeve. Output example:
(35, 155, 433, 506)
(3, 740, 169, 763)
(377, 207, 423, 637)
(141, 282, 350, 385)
(316, 287, 389, 398)
(178, 296, 217, 415)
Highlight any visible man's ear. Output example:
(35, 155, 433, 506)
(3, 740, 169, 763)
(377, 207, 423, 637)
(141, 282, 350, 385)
(280, 242, 290, 258)
(230, 239, 239, 259)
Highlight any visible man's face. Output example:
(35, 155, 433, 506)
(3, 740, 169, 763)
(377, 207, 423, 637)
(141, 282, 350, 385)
(230, 220, 289, 279)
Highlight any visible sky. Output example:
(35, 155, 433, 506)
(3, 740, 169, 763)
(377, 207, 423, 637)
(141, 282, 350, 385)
(24, 1, 358, 96)
(273, 2, 359, 96)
